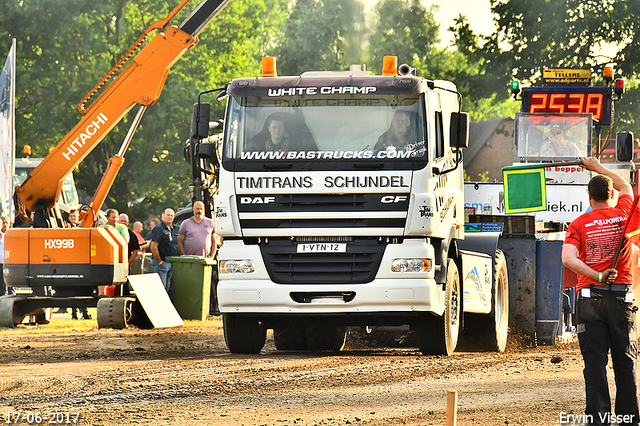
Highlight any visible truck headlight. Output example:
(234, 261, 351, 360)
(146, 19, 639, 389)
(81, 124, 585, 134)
(220, 260, 255, 274)
(391, 258, 432, 273)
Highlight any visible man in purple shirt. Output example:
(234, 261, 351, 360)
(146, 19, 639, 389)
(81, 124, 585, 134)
(177, 201, 217, 257)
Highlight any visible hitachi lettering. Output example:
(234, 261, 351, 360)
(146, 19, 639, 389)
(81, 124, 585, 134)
(62, 112, 109, 161)
(237, 176, 313, 189)
(324, 175, 409, 189)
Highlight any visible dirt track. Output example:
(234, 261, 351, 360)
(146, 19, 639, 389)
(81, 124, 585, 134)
(0, 319, 594, 426)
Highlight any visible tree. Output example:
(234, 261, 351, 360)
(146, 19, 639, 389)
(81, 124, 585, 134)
(368, 0, 439, 71)
(477, 0, 640, 135)
(0, 0, 285, 223)
(274, 0, 367, 75)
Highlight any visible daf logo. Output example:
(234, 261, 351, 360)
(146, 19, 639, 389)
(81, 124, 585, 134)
(381, 195, 408, 204)
(240, 196, 276, 204)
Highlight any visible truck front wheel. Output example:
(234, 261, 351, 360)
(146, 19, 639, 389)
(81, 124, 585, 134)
(417, 258, 460, 356)
(223, 314, 266, 354)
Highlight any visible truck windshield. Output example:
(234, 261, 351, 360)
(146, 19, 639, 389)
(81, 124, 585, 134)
(223, 94, 426, 167)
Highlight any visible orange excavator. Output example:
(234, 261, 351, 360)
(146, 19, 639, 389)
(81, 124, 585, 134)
(0, 0, 232, 327)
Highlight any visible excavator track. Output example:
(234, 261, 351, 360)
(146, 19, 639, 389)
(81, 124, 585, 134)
(97, 297, 136, 329)
(0, 296, 52, 328)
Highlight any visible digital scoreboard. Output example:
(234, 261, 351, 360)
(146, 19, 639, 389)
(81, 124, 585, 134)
(521, 86, 612, 126)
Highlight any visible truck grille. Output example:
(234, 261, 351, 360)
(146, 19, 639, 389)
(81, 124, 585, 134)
(259, 237, 386, 284)
(237, 193, 409, 230)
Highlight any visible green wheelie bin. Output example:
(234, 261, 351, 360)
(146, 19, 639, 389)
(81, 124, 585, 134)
(166, 255, 217, 321)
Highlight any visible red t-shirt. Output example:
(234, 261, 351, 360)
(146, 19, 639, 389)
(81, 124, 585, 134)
(564, 193, 634, 290)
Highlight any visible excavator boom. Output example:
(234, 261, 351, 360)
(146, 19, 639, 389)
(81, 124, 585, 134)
(2, 0, 232, 328)
(15, 0, 231, 216)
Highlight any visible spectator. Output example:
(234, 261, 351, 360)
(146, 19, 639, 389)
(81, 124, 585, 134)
(150, 208, 178, 297)
(177, 201, 217, 257)
(146, 218, 159, 240)
(99, 209, 129, 243)
(61, 209, 91, 319)
(68, 209, 80, 227)
(133, 221, 149, 254)
(119, 213, 140, 264)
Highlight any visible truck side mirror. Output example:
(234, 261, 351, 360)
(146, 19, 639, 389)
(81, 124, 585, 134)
(616, 131, 634, 162)
(450, 112, 469, 149)
(198, 142, 218, 165)
(191, 102, 211, 139)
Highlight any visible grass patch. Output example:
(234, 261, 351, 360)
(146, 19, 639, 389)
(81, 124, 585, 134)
(0, 309, 222, 335)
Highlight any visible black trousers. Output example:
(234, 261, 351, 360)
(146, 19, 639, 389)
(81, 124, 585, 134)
(577, 288, 640, 426)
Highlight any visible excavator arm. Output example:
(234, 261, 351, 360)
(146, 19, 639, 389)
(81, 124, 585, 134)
(2, 0, 232, 308)
(15, 0, 231, 221)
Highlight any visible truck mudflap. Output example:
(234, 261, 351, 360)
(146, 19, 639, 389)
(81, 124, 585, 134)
(459, 250, 493, 314)
(457, 227, 503, 315)
(457, 227, 502, 261)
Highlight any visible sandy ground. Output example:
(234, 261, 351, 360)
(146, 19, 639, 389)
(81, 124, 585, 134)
(0, 317, 603, 426)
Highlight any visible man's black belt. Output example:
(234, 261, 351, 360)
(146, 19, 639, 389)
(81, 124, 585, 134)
(590, 283, 632, 292)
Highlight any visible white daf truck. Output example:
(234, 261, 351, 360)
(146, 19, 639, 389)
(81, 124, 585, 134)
(187, 57, 509, 355)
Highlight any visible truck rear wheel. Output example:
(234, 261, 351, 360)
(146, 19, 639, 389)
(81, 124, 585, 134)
(274, 322, 308, 351)
(462, 250, 509, 352)
(417, 258, 460, 356)
(305, 322, 347, 352)
(223, 314, 266, 354)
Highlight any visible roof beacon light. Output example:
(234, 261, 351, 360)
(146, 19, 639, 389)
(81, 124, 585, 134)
(614, 78, 625, 100)
(603, 64, 614, 81)
(382, 56, 398, 76)
(262, 56, 277, 77)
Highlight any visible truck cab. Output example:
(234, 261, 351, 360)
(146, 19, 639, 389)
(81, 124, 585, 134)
(191, 57, 509, 355)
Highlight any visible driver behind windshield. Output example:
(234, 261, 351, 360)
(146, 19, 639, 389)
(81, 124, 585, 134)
(374, 110, 416, 151)
(246, 111, 318, 153)
(539, 125, 581, 157)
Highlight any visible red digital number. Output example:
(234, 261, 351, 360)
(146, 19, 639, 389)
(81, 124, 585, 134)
(529, 93, 548, 114)
(586, 93, 603, 121)
(549, 94, 565, 113)
(528, 91, 603, 121)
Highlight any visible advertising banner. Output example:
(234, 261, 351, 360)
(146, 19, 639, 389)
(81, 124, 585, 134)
(0, 40, 16, 218)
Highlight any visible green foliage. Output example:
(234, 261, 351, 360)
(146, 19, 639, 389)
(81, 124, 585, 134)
(368, 0, 440, 70)
(8, 0, 640, 226)
(274, 0, 366, 75)
(463, 169, 491, 182)
(0, 0, 283, 223)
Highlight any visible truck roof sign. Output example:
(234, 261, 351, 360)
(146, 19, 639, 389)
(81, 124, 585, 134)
(227, 76, 426, 97)
(543, 69, 591, 85)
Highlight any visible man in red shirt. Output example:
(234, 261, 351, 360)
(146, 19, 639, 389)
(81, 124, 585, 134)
(563, 157, 639, 426)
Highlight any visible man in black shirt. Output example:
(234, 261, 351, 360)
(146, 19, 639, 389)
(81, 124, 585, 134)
(119, 213, 141, 265)
(150, 208, 178, 298)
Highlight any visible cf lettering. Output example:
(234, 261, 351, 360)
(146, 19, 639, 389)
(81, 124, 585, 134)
(381, 196, 408, 204)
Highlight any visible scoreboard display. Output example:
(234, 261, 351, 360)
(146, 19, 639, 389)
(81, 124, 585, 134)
(521, 86, 612, 126)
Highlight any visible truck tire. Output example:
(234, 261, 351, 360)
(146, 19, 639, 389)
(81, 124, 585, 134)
(417, 258, 460, 356)
(222, 314, 266, 354)
(305, 323, 347, 352)
(274, 322, 308, 351)
(462, 250, 509, 352)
